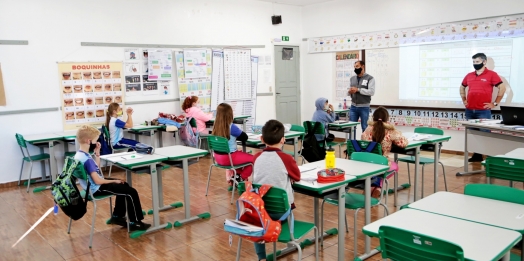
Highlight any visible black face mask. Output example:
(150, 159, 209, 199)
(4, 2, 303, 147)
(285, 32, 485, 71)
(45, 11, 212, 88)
(354, 68, 363, 75)
(473, 63, 484, 70)
(89, 142, 97, 152)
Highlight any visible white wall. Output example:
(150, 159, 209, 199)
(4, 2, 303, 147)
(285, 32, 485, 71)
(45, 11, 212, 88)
(0, 0, 303, 184)
(300, 0, 524, 151)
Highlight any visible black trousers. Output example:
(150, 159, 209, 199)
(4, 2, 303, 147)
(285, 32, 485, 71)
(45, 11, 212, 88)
(94, 182, 144, 222)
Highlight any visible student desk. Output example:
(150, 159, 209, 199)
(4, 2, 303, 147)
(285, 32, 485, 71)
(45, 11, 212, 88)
(328, 121, 359, 140)
(154, 146, 209, 227)
(390, 140, 425, 202)
(407, 191, 524, 260)
(457, 121, 524, 176)
(292, 159, 389, 261)
(245, 131, 305, 161)
(362, 208, 521, 261)
(128, 125, 164, 148)
(54, 130, 79, 153)
(23, 133, 64, 192)
(505, 148, 524, 159)
(207, 115, 251, 132)
(101, 153, 170, 238)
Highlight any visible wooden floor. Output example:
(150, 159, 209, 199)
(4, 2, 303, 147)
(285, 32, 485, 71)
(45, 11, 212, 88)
(2, 146, 521, 261)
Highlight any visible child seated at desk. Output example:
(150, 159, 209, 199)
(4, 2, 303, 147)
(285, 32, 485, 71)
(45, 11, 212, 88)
(212, 103, 253, 185)
(312, 97, 337, 142)
(361, 106, 408, 197)
(182, 96, 212, 136)
(252, 119, 301, 261)
(106, 102, 154, 154)
(75, 125, 151, 231)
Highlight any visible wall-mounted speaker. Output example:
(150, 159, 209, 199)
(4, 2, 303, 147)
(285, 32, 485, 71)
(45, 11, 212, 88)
(271, 15, 282, 25)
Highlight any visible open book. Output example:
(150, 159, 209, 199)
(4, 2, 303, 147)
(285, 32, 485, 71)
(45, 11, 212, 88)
(100, 151, 142, 162)
(224, 219, 263, 232)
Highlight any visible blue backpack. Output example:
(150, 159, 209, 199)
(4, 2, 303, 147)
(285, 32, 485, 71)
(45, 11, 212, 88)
(179, 117, 199, 148)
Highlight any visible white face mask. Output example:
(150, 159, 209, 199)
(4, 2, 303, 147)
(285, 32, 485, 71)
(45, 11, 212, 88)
(324, 104, 329, 110)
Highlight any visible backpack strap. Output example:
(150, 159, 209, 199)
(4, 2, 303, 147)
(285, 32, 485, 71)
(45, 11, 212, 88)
(244, 181, 253, 193)
(365, 141, 378, 152)
(351, 140, 362, 152)
(351, 140, 377, 153)
(257, 184, 272, 198)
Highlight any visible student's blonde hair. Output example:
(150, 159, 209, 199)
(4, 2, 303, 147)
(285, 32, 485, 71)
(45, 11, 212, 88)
(77, 125, 101, 144)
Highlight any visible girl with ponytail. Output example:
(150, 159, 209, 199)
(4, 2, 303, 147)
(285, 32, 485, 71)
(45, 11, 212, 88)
(182, 96, 213, 135)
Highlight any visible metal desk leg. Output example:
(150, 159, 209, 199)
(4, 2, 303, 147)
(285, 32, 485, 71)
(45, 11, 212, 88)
(353, 126, 357, 140)
(394, 153, 398, 207)
(126, 170, 132, 187)
(40, 147, 47, 180)
(158, 130, 163, 148)
(33, 141, 57, 192)
(173, 158, 211, 227)
(130, 165, 171, 238)
(433, 142, 439, 194)
(293, 137, 298, 162)
(134, 132, 140, 142)
(456, 128, 484, 176)
(414, 147, 421, 201)
(150, 130, 156, 148)
(358, 177, 381, 260)
(242, 119, 247, 132)
(337, 186, 346, 261)
(147, 162, 183, 215)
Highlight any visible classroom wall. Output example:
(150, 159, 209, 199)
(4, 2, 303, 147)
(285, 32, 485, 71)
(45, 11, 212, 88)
(0, 0, 303, 184)
(300, 0, 524, 151)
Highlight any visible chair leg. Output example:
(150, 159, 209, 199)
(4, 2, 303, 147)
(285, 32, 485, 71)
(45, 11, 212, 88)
(354, 208, 361, 259)
(235, 237, 242, 261)
(108, 163, 113, 177)
(290, 241, 302, 261)
(407, 163, 411, 185)
(273, 241, 277, 261)
(26, 161, 34, 193)
(314, 227, 319, 261)
(421, 164, 425, 199)
(205, 165, 213, 196)
(125, 197, 130, 232)
(67, 217, 73, 234)
(439, 162, 448, 191)
(230, 169, 237, 204)
(344, 214, 349, 233)
(18, 160, 24, 186)
(89, 200, 97, 248)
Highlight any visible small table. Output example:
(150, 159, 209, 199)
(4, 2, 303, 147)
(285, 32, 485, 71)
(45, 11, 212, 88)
(362, 208, 521, 261)
(154, 146, 209, 227)
(391, 140, 425, 202)
(292, 159, 389, 261)
(328, 121, 359, 140)
(245, 131, 305, 162)
(207, 115, 251, 132)
(504, 148, 524, 160)
(129, 125, 164, 148)
(23, 133, 64, 192)
(102, 153, 170, 238)
(407, 191, 524, 260)
(54, 131, 79, 154)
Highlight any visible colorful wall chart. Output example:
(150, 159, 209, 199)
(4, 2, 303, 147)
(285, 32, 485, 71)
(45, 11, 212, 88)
(334, 51, 360, 103)
(224, 48, 252, 100)
(58, 62, 124, 131)
(148, 49, 173, 81)
(176, 49, 212, 112)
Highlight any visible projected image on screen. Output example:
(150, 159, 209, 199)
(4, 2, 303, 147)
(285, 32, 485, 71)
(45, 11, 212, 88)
(376, 37, 524, 108)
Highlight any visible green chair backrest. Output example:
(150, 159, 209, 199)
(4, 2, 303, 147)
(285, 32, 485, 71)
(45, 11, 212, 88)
(237, 183, 290, 215)
(350, 152, 388, 166)
(290, 124, 305, 140)
(414, 127, 444, 135)
(189, 118, 197, 128)
(303, 121, 325, 135)
(484, 156, 524, 183)
(15, 133, 27, 148)
(379, 225, 464, 261)
(464, 183, 524, 205)
(64, 156, 89, 181)
(346, 140, 382, 158)
(207, 135, 231, 154)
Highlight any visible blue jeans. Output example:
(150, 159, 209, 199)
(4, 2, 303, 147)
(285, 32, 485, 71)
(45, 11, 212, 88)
(254, 212, 288, 260)
(465, 109, 491, 133)
(350, 105, 370, 132)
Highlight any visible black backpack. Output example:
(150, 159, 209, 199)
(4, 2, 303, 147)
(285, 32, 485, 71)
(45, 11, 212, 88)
(300, 121, 326, 163)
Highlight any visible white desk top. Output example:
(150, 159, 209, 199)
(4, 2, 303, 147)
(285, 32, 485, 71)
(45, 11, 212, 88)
(459, 121, 524, 135)
(505, 148, 524, 159)
(24, 133, 64, 142)
(101, 152, 167, 167)
(246, 131, 304, 143)
(363, 209, 521, 261)
(328, 121, 359, 128)
(403, 132, 451, 143)
(409, 192, 524, 232)
(54, 131, 78, 139)
(154, 145, 208, 159)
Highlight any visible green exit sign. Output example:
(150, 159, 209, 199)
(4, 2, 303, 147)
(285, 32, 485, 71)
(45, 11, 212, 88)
(282, 36, 289, 41)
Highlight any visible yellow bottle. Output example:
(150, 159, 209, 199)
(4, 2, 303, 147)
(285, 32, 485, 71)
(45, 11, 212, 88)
(325, 146, 336, 169)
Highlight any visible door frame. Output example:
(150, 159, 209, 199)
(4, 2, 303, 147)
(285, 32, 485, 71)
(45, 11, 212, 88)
(274, 45, 301, 124)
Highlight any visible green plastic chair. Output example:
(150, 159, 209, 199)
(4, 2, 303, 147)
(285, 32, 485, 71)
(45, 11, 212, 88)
(303, 121, 344, 157)
(15, 133, 52, 192)
(484, 156, 524, 185)
(397, 127, 448, 197)
(235, 183, 318, 261)
(464, 183, 524, 205)
(345, 140, 382, 159)
(102, 125, 128, 177)
(64, 157, 129, 248)
(321, 152, 390, 258)
(283, 124, 306, 164)
(378, 225, 465, 261)
(205, 135, 253, 204)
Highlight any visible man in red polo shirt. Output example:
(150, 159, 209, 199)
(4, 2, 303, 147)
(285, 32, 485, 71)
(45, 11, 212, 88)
(460, 53, 506, 162)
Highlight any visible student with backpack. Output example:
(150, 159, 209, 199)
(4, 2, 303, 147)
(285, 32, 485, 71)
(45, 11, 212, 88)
(361, 106, 408, 197)
(252, 119, 301, 261)
(74, 125, 151, 231)
(212, 103, 253, 185)
(106, 102, 154, 154)
(182, 96, 213, 135)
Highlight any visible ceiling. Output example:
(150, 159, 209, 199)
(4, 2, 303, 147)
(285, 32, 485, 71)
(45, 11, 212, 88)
(255, 0, 335, 6)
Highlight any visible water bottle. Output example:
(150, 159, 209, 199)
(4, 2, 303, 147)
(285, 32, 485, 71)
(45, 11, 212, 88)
(343, 99, 347, 109)
(325, 146, 336, 169)
(53, 203, 58, 215)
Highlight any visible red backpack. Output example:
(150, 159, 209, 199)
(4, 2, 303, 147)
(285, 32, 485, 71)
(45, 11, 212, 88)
(224, 182, 290, 243)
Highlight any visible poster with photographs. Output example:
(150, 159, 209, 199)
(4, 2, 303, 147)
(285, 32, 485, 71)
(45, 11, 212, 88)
(143, 82, 158, 95)
(58, 62, 124, 131)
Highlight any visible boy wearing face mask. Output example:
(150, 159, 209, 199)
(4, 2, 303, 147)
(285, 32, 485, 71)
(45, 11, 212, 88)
(74, 125, 151, 231)
(312, 97, 337, 142)
(460, 52, 506, 162)
(348, 60, 375, 132)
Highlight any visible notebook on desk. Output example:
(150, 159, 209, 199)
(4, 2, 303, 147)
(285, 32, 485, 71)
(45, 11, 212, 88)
(500, 106, 524, 125)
